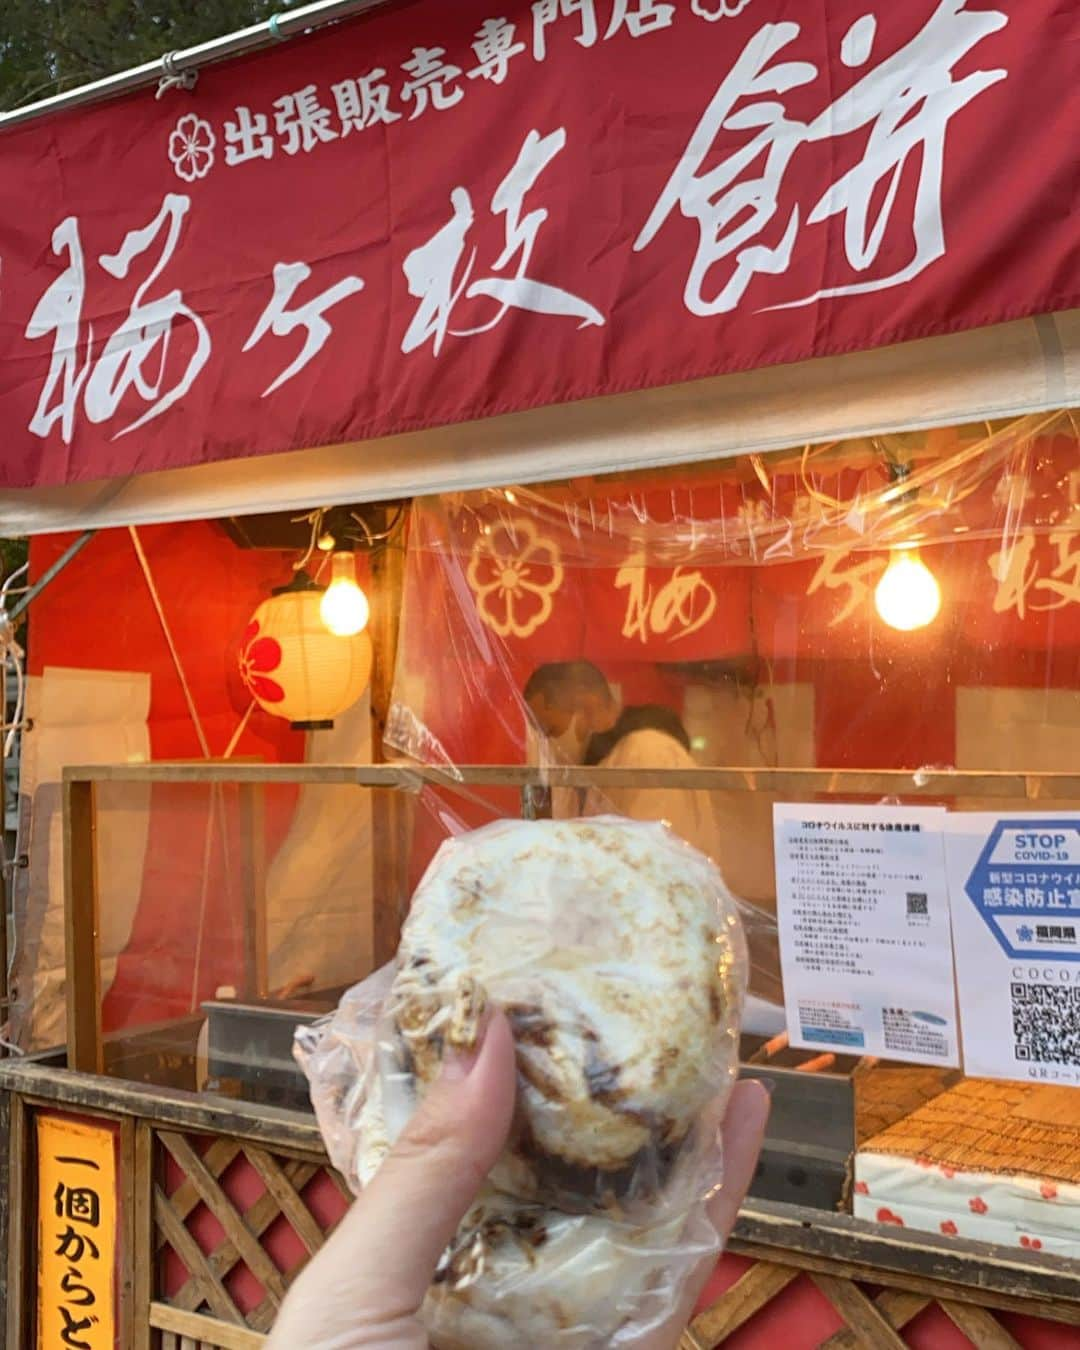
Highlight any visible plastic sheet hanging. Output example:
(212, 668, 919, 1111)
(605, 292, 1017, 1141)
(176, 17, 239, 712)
(384, 410, 1080, 1026)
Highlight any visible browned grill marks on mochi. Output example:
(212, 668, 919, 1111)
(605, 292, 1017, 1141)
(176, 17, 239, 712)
(434, 1208, 550, 1286)
(510, 1109, 684, 1210)
(390, 818, 739, 1219)
(504, 1003, 555, 1048)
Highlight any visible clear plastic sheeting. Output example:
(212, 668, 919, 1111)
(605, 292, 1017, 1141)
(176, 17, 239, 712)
(13, 773, 394, 1103)
(386, 410, 1080, 1021)
(298, 816, 747, 1349)
(392, 411, 1078, 574)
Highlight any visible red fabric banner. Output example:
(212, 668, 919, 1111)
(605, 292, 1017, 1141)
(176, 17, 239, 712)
(1, 0, 1076, 490)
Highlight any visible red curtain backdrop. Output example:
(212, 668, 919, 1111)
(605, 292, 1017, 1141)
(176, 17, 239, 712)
(27, 524, 304, 1027)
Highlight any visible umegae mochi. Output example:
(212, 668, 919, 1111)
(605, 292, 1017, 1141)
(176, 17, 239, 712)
(384, 817, 744, 1213)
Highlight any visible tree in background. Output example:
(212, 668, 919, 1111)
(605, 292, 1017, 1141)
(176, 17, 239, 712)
(1, 1, 299, 111)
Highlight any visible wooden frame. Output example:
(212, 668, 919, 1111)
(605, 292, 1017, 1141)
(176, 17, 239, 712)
(60, 760, 1080, 795)
(0, 1085, 31, 1350)
(0, 1061, 343, 1350)
(2, 1061, 1078, 1349)
(64, 775, 102, 1075)
(49, 758, 1080, 1346)
(61, 758, 1080, 1075)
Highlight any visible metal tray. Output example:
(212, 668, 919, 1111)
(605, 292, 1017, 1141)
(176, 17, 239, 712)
(202, 998, 865, 1209)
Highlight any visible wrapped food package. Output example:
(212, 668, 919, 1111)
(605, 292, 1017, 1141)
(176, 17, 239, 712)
(297, 816, 747, 1348)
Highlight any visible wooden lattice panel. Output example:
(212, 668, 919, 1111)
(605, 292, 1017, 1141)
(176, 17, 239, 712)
(145, 1124, 1080, 1349)
(150, 1127, 351, 1340)
(682, 1257, 1080, 1348)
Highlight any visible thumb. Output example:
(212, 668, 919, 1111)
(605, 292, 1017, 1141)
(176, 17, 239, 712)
(328, 1009, 517, 1317)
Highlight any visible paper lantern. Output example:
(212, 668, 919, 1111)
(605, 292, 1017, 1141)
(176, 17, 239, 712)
(239, 578, 372, 728)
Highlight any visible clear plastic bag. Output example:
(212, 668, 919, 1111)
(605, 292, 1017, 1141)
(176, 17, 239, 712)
(296, 814, 747, 1349)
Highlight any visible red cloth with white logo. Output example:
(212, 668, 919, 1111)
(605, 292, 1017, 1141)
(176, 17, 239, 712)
(0, 1, 1076, 489)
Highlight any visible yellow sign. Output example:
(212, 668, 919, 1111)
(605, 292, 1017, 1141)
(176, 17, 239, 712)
(37, 1115, 117, 1350)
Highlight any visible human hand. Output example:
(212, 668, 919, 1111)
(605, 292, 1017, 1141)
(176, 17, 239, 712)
(268, 1011, 769, 1349)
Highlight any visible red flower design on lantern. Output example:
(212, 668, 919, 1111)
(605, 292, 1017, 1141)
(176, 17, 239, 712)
(853, 1181, 869, 1196)
(1041, 1183, 1058, 1201)
(969, 1197, 988, 1215)
(876, 1207, 905, 1227)
(940, 1221, 959, 1236)
(238, 620, 285, 703)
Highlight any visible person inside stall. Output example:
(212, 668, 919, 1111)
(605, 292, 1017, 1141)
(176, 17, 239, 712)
(523, 661, 619, 817)
(580, 702, 784, 1036)
(582, 703, 723, 861)
(524, 669, 785, 1035)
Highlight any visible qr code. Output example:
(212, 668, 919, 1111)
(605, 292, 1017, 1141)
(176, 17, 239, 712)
(1012, 983, 1080, 1065)
(906, 892, 929, 916)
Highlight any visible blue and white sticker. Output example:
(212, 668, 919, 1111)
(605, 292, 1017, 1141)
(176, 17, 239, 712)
(964, 821, 1080, 962)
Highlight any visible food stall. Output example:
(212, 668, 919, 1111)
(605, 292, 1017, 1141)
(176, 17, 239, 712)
(1, 0, 1078, 1345)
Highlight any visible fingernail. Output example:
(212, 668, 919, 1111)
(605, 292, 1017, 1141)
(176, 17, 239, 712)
(441, 1012, 490, 1082)
(757, 1076, 776, 1097)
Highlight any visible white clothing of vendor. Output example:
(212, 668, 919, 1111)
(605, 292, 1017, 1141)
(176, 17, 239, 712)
(582, 705, 784, 1037)
(524, 666, 784, 1037)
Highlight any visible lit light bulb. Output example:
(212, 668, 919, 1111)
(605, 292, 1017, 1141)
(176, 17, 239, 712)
(320, 552, 370, 637)
(874, 549, 941, 632)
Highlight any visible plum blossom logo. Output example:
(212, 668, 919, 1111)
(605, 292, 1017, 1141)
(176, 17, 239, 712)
(168, 113, 216, 182)
(690, 0, 755, 21)
(238, 620, 284, 703)
(467, 519, 563, 638)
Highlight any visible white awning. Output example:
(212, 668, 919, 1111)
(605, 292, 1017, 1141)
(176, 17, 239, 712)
(2, 309, 1075, 535)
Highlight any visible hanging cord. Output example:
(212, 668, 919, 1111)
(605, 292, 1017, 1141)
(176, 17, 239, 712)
(289, 503, 406, 589)
(128, 526, 211, 758)
(292, 503, 407, 569)
(2, 563, 28, 599)
(350, 503, 407, 550)
(797, 410, 1067, 545)
(223, 702, 256, 760)
(126, 528, 240, 1010)
(155, 51, 198, 99)
(291, 508, 327, 574)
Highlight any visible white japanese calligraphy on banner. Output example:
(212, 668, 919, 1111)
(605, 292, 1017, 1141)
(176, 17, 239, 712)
(0, 0, 1055, 492)
(635, 5, 1006, 315)
(27, 0, 1003, 449)
(25, 195, 368, 440)
(401, 128, 604, 356)
(27, 195, 211, 442)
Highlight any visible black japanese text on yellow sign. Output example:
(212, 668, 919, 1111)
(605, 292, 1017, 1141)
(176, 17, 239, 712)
(37, 1115, 116, 1350)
